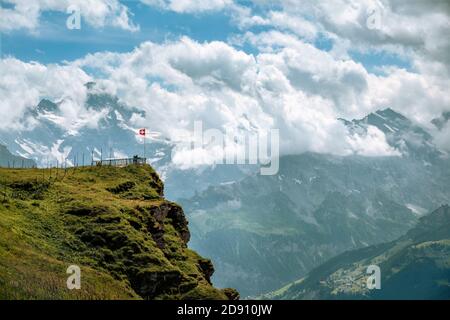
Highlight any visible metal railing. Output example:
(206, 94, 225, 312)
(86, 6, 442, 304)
(92, 156, 147, 167)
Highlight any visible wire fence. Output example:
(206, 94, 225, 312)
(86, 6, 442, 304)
(0, 155, 148, 191)
(2, 160, 37, 169)
(1, 152, 147, 170)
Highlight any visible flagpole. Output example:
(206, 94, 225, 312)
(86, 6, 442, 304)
(143, 129, 146, 164)
(138, 128, 147, 164)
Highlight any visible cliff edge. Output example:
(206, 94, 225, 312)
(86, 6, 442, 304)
(0, 164, 238, 300)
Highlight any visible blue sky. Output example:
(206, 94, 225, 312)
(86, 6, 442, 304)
(0, 0, 412, 73)
(1, 3, 235, 63)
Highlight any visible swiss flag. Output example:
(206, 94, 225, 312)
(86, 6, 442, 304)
(138, 128, 146, 136)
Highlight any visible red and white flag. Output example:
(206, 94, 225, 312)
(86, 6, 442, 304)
(138, 128, 146, 136)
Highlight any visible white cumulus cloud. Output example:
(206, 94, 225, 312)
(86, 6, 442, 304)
(0, 0, 138, 32)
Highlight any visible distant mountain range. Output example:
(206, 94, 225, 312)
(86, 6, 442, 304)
(179, 108, 450, 297)
(263, 205, 450, 300)
(0, 144, 35, 168)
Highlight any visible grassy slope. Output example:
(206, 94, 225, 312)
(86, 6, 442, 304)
(0, 165, 235, 300)
(262, 205, 450, 300)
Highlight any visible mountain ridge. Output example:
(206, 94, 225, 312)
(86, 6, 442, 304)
(263, 205, 450, 300)
(180, 150, 450, 296)
(0, 144, 36, 168)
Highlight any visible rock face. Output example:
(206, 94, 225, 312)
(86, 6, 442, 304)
(264, 205, 450, 300)
(0, 164, 238, 300)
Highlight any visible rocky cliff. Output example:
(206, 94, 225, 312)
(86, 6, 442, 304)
(0, 164, 238, 300)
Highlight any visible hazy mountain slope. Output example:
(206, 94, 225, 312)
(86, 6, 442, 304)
(0, 145, 35, 168)
(180, 109, 450, 297)
(0, 164, 238, 300)
(342, 108, 443, 162)
(265, 205, 450, 300)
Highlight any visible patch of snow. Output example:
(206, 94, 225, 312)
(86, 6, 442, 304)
(16, 140, 34, 155)
(14, 138, 51, 165)
(94, 148, 102, 157)
(406, 203, 427, 217)
(374, 111, 387, 121)
(220, 181, 236, 186)
(39, 107, 109, 137)
(300, 214, 319, 227)
(50, 140, 71, 162)
(383, 124, 396, 133)
(114, 110, 125, 122)
(348, 211, 359, 219)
